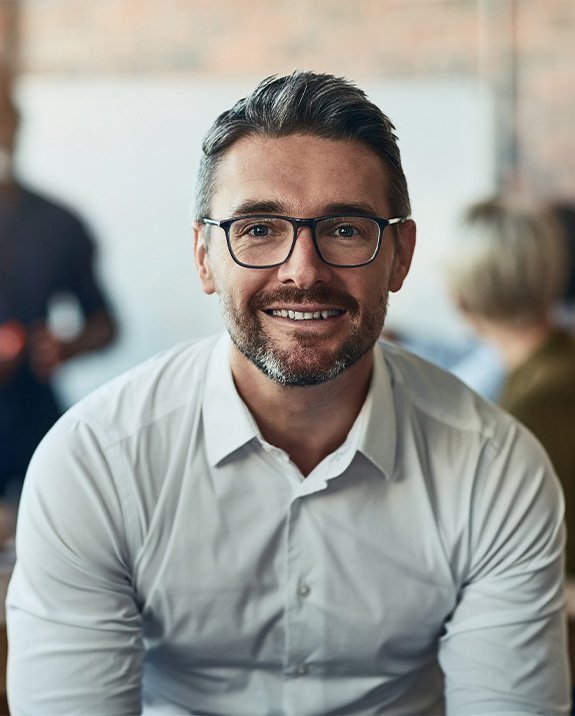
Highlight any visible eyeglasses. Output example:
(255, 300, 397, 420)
(201, 214, 405, 269)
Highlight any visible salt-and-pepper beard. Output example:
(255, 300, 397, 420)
(219, 285, 388, 387)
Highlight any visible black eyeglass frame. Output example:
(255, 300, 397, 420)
(200, 214, 406, 269)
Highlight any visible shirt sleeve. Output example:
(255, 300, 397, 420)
(439, 419, 571, 715)
(6, 414, 143, 715)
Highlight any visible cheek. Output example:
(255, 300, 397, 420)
(212, 266, 263, 306)
(353, 267, 393, 308)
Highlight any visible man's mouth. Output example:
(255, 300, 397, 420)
(267, 309, 343, 321)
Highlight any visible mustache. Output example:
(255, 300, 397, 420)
(250, 286, 359, 312)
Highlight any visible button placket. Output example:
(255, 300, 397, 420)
(283, 497, 318, 684)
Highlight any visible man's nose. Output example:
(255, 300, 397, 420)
(276, 227, 333, 288)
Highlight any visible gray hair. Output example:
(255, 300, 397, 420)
(194, 71, 411, 222)
(445, 196, 567, 326)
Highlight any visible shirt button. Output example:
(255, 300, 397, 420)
(298, 583, 311, 598)
(295, 663, 309, 676)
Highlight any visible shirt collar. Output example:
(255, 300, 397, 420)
(202, 333, 260, 466)
(356, 343, 397, 480)
(202, 335, 397, 478)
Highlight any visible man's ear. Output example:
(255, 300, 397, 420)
(194, 222, 216, 295)
(389, 219, 416, 293)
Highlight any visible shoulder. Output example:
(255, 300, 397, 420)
(377, 339, 508, 439)
(57, 333, 223, 447)
(20, 333, 227, 568)
(21, 185, 80, 219)
(375, 339, 557, 497)
(376, 342, 564, 587)
(20, 185, 92, 239)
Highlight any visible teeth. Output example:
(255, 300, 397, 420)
(271, 309, 340, 320)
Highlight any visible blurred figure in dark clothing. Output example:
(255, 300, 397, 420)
(0, 92, 117, 537)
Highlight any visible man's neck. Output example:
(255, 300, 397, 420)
(230, 347, 374, 477)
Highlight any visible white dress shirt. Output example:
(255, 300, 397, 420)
(6, 333, 570, 715)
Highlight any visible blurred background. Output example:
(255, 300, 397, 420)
(0, 0, 573, 404)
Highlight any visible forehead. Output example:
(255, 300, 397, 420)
(210, 133, 391, 217)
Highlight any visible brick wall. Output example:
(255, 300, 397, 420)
(3, 0, 575, 198)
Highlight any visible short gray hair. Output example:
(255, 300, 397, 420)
(194, 71, 411, 222)
(446, 196, 567, 325)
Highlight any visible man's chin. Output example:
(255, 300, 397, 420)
(256, 361, 348, 387)
(226, 306, 384, 387)
(245, 343, 364, 387)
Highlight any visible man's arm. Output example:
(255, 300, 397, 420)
(439, 422, 571, 715)
(27, 309, 117, 380)
(6, 413, 143, 715)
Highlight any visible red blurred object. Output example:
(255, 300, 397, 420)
(0, 321, 26, 361)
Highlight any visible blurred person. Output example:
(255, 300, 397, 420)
(446, 196, 575, 575)
(6, 72, 570, 715)
(390, 201, 575, 404)
(0, 91, 117, 538)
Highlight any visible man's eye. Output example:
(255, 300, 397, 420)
(335, 225, 359, 238)
(235, 219, 291, 239)
(248, 225, 271, 237)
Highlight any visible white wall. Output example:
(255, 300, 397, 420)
(14, 76, 495, 404)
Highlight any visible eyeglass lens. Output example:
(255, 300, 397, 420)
(228, 216, 381, 267)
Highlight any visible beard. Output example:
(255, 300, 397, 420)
(218, 285, 388, 387)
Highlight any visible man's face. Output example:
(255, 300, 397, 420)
(195, 133, 415, 386)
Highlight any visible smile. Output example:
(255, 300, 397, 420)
(268, 309, 342, 321)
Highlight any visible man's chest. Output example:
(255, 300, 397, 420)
(134, 466, 457, 675)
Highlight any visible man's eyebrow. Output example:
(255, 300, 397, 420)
(231, 199, 284, 216)
(229, 200, 383, 218)
(322, 202, 381, 217)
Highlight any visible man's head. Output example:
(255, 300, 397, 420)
(193, 72, 415, 387)
(446, 196, 567, 328)
(194, 71, 411, 225)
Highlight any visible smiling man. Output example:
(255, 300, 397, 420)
(6, 72, 570, 715)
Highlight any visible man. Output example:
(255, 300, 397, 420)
(0, 91, 117, 531)
(7, 72, 570, 715)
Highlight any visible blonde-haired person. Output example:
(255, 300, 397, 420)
(447, 196, 575, 574)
